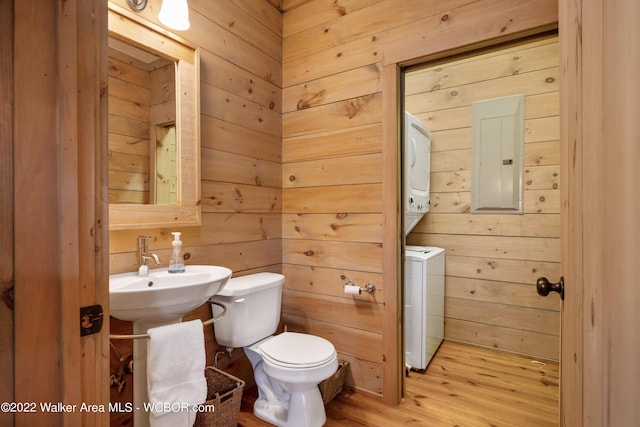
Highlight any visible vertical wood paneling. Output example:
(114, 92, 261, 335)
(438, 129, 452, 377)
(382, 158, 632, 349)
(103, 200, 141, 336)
(14, 2, 64, 424)
(13, 0, 109, 425)
(405, 36, 561, 361)
(601, 1, 640, 422)
(561, 0, 640, 425)
(0, 0, 13, 424)
(282, 0, 557, 402)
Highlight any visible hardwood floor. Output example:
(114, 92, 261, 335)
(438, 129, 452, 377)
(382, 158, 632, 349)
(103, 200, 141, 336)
(237, 340, 559, 427)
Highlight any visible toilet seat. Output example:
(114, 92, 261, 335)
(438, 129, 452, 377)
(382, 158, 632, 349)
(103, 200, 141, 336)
(260, 332, 336, 369)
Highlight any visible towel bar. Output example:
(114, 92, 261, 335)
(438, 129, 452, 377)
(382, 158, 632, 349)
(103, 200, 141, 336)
(109, 301, 226, 340)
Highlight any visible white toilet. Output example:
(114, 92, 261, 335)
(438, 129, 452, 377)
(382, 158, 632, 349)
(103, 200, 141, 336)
(210, 272, 338, 427)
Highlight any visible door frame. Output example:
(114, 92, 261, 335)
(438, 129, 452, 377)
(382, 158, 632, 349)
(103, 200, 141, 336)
(0, 0, 14, 424)
(382, 27, 562, 407)
(11, 1, 110, 425)
(560, 0, 640, 425)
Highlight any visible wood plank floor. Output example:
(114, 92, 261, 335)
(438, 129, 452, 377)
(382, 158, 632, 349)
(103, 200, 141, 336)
(238, 340, 559, 427)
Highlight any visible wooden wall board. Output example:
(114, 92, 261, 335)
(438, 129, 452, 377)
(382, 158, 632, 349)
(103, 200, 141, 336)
(283, 290, 384, 333)
(283, 123, 383, 163)
(201, 148, 281, 187)
(106, 5, 284, 418)
(282, 0, 558, 400)
(0, 0, 13, 423)
(282, 183, 383, 213)
(404, 36, 560, 360)
(414, 212, 561, 238)
(282, 263, 384, 303)
(281, 213, 384, 242)
(282, 239, 383, 273)
(282, 153, 382, 188)
(106, 0, 561, 410)
(201, 115, 281, 162)
(201, 181, 281, 213)
(282, 313, 384, 364)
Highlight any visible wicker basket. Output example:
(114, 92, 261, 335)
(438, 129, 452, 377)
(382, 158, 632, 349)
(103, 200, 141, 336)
(194, 367, 244, 427)
(318, 359, 349, 405)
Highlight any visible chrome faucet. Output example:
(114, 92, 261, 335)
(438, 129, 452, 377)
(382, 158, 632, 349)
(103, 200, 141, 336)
(137, 235, 160, 276)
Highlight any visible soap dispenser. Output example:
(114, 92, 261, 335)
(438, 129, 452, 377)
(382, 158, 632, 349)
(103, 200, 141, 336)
(168, 231, 185, 273)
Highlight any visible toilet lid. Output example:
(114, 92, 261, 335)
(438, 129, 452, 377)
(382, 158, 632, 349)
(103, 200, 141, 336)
(260, 332, 335, 368)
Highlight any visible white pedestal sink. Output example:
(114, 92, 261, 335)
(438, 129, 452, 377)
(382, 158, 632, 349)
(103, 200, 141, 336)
(109, 265, 232, 427)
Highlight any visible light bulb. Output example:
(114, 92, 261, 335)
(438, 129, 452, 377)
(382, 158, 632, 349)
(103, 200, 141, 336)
(158, 0, 190, 31)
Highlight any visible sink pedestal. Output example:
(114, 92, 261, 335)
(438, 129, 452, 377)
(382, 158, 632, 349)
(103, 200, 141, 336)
(132, 317, 182, 427)
(109, 265, 232, 426)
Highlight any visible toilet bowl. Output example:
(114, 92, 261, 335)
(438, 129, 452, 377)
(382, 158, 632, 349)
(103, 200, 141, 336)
(210, 273, 338, 427)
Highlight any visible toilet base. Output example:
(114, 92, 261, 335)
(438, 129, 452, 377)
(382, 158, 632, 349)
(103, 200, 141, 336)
(253, 398, 288, 426)
(243, 335, 336, 427)
(253, 386, 326, 427)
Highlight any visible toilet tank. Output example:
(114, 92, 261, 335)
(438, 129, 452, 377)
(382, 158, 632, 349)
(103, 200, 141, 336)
(210, 272, 284, 348)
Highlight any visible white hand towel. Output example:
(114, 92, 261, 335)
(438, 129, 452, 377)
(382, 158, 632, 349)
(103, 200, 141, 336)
(147, 319, 207, 427)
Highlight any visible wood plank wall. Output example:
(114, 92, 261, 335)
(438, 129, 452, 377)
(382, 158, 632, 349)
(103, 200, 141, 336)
(107, 1, 282, 424)
(108, 52, 153, 203)
(282, 0, 557, 399)
(108, 48, 176, 204)
(107, 0, 557, 413)
(404, 35, 561, 361)
(108, 0, 283, 276)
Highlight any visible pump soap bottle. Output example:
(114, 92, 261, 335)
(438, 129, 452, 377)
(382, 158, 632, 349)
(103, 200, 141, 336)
(168, 231, 185, 273)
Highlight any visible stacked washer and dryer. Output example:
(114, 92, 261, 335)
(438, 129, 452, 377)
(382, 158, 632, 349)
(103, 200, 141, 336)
(404, 112, 445, 371)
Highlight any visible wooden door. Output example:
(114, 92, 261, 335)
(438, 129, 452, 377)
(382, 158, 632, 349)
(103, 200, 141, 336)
(0, 0, 14, 425)
(12, 1, 110, 426)
(560, 0, 640, 425)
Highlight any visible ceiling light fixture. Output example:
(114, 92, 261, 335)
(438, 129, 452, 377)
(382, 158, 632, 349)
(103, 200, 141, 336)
(126, 0, 148, 12)
(158, 0, 191, 31)
(125, 0, 190, 32)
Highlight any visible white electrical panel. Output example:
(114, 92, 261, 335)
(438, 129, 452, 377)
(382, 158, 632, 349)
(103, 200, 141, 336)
(471, 94, 525, 214)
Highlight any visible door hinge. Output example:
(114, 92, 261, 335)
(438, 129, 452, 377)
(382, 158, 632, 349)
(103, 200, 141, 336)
(80, 304, 104, 337)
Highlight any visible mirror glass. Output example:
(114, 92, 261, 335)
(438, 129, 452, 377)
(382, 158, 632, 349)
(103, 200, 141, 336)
(108, 4, 200, 229)
(108, 35, 176, 205)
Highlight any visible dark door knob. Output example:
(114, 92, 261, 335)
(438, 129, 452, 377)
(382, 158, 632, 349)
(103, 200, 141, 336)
(536, 276, 564, 300)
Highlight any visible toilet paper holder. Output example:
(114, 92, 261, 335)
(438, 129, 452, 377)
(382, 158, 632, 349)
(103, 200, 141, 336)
(344, 280, 376, 294)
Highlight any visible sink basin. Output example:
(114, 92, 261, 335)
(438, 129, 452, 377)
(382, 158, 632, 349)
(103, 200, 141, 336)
(109, 265, 232, 322)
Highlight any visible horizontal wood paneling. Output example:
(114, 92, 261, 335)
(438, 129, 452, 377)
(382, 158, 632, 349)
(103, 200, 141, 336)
(107, 1, 282, 423)
(107, 54, 152, 204)
(283, 289, 384, 333)
(282, 213, 384, 242)
(283, 153, 382, 188)
(410, 234, 560, 263)
(282, 264, 383, 303)
(282, 313, 384, 364)
(201, 181, 281, 213)
(283, 0, 558, 398)
(446, 319, 559, 361)
(406, 36, 560, 360)
(201, 147, 281, 187)
(282, 183, 383, 213)
(282, 123, 382, 163)
(282, 239, 383, 272)
(414, 212, 561, 238)
(283, 93, 382, 138)
(106, 1, 559, 411)
(445, 276, 559, 311)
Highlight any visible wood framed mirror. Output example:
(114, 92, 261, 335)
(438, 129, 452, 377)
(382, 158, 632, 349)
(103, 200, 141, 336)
(108, 3, 200, 230)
